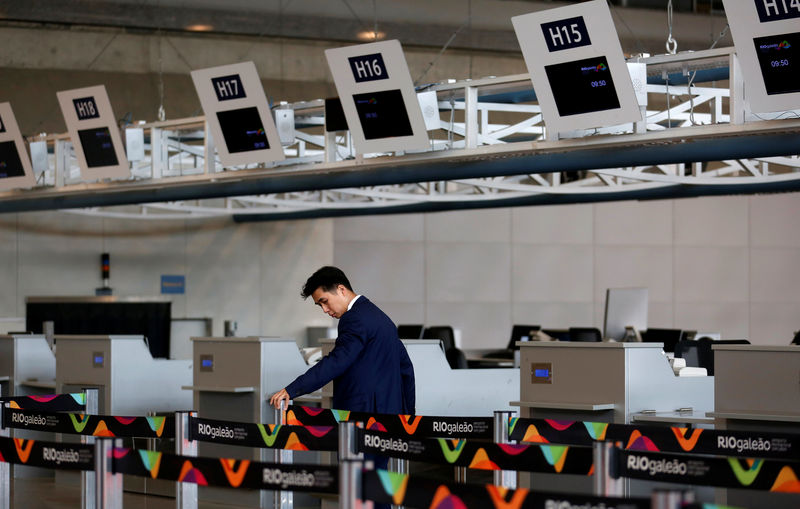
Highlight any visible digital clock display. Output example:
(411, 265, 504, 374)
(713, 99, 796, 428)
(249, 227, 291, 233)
(753, 31, 800, 95)
(544, 56, 620, 117)
(0, 141, 25, 179)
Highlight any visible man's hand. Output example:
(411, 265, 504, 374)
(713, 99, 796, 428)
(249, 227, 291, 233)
(269, 388, 290, 409)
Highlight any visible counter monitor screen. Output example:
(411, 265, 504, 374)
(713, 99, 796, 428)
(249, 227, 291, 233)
(77, 127, 119, 168)
(753, 31, 800, 96)
(324, 97, 349, 132)
(216, 106, 270, 153)
(0, 140, 25, 179)
(544, 56, 620, 117)
(352, 89, 413, 140)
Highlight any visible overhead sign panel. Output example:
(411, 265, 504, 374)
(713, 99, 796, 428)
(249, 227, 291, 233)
(325, 40, 429, 154)
(723, 0, 800, 113)
(512, 0, 641, 133)
(56, 85, 130, 181)
(0, 102, 36, 192)
(191, 61, 284, 167)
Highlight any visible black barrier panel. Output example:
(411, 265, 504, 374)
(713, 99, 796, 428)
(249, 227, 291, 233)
(510, 417, 800, 460)
(0, 393, 86, 412)
(190, 417, 338, 451)
(3, 408, 174, 439)
(619, 450, 800, 493)
(112, 447, 338, 493)
(0, 435, 94, 471)
(363, 469, 651, 509)
(358, 429, 594, 474)
(286, 405, 493, 439)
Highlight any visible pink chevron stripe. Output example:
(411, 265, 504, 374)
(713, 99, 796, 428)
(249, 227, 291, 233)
(114, 417, 137, 425)
(300, 406, 325, 416)
(29, 395, 59, 402)
(305, 426, 335, 437)
(112, 448, 132, 459)
(545, 419, 576, 431)
(498, 443, 530, 455)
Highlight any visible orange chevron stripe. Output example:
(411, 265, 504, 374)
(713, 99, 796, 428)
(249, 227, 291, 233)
(399, 415, 423, 435)
(486, 484, 528, 509)
(93, 420, 116, 437)
(13, 439, 34, 463)
(670, 427, 703, 451)
(553, 448, 568, 473)
(286, 410, 301, 425)
(285, 432, 310, 451)
(429, 485, 452, 508)
(770, 466, 800, 493)
(625, 430, 643, 450)
(220, 458, 250, 488)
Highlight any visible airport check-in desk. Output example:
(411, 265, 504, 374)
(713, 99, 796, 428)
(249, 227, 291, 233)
(186, 337, 312, 508)
(710, 345, 800, 509)
(514, 342, 714, 497)
(55, 335, 193, 493)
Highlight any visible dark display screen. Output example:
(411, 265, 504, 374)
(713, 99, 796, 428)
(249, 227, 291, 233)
(216, 107, 269, 153)
(544, 56, 620, 117)
(753, 32, 800, 95)
(77, 127, 119, 168)
(324, 97, 349, 132)
(0, 140, 25, 178)
(352, 89, 413, 140)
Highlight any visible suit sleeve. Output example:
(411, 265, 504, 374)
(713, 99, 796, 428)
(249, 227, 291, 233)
(285, 315, 365, 399)
(399, 342, 416, 414)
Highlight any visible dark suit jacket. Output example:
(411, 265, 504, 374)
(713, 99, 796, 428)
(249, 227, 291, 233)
(286, 296, 416, 414)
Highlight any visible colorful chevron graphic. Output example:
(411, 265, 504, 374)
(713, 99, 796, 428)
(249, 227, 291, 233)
(437, 439, 467, 464)
(508, 417, 519, 437)
(540, 445, 568, 473)
(728, 458, 764, 487)
(0, 450, 4, 463)
(8, 401, 20, 409)
(625, 430, 659, 452)
(429, 485, 467, 509)
(520, 424, 549, 444)
(178, 460, 208, 486)
(400, 415, 423, 434)
(671, 427, 703, 452)
(366, 417, 387, 432)
(285, 432, 309, 451)
(146, 416, 167, 437)
(486, 485, 528, 509)
(137, 450, 163, 479)
(71, 393, 86, 406)
(498, 444, 529, 456)
(770, 465, 800, 493)
(92, 420, 115, 437)
(300, 406, 325, 416)
(13, 439, 34, 463)
(256, 424, 281, 447)
(69, 414, 91, 433)
(286, 411, 302, 425)
(583, 421, 609, 441)
(114, 417, 137, 425)
(467, 448, 500, 470)
(29, 395, 59, 403)
(332, 409, 351, 423)
(376, 469, 409, 504)
(545, 419, 576, 432)
(305, 426, 334, 437)
(220, 458, 250, 488)
(113, 448, 131, 459)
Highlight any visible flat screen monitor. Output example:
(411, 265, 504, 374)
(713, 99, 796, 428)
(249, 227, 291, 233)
(544, 56, 620, 117)
(324, 97, 349, 132)
(507, 324, 541, 349)
(77, 127, 119, 168)
(0, 140, 25, 179)
(603, 287, 648, 341)
(352, 89, 413, 140)
(753, 31, 800, 96)
(215, 106, 270, 153)
(642, 328, 683, 353)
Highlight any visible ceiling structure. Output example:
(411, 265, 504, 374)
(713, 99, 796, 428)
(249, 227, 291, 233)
(2, 1, 799, 221)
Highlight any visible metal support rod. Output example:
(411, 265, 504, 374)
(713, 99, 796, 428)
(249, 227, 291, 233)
(273, 401, 293, 509)
(592, 441, 622, 497)
(454, 467, 467, 483)
(388, 457, 408, 509)
(650, 489, 695, 509)
(493, 411, 517, 488)
(464, 86, 479, 149)
(95, 438, 122, 509)
(82, 388, 99, 509)
(339, 422, 364, 509)
(175, 411, 198, 509)
(203, 121, 216, 174)
(0, 402, 10, 509)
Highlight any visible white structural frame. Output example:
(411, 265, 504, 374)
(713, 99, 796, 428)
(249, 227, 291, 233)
(6, 46, 800, 220)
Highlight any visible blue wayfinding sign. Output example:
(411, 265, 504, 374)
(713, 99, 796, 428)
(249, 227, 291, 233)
(161, 275, 185, 294)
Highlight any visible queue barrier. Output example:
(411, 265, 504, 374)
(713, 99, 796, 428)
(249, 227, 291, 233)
(510, 417, 800, 460)
(0, 434, 94, 471)
(2, 407, 173, 439)
(189, 416, 338, 451)
(0, 393, 87, 412)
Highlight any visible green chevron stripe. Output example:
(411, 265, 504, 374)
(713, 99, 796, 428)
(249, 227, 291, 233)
(437, 439, 466, 464)
(727, 458, 764, 486)
(256, 424, 282, 447)
(68, 414, 91, 433)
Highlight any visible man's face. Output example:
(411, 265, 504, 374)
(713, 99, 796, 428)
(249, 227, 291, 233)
(311, 285, 350, 319)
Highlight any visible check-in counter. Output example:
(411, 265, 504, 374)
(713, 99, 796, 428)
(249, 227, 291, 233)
(185, 336, 312, 508)
(710, 345, 800, 509)
(0, 334, 56, 396)
(514, 342, 714, 497)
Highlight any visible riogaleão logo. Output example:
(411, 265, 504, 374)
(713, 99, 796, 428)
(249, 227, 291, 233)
(256, 424, 281, 447)
(728, 458, 764, 487)
(438, 439, 466, 463)
(220, 458, 250, 488)
(672, 427, 703, 452)
(69, 414, 91, 433)
(399, 415, 422, 435)
(13, 439, 34, 463)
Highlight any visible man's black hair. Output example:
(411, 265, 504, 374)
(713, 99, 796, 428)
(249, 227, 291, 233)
(301, 266, 353, 299)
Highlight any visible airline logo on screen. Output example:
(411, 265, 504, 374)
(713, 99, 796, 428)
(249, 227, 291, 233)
(73, 97, 100, 121)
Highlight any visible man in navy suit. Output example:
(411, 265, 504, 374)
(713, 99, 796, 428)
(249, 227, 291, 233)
(269, 266, 415, 415)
